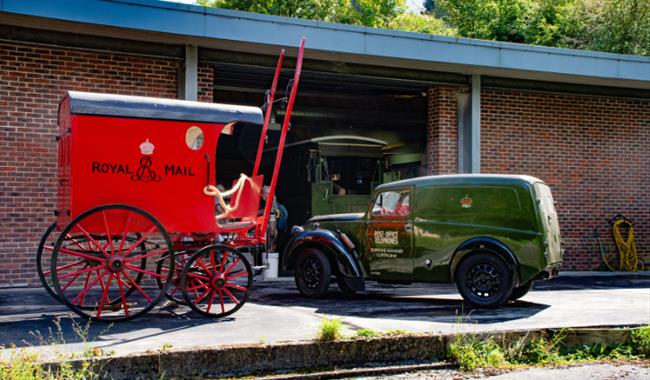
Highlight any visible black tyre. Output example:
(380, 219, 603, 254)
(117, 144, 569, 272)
(36, 223, 61, 302)
(455, 252, 514, 308)
(509, 280, 534, 301)
(294, 248, 331, 298)
(336, 275, 357, 295)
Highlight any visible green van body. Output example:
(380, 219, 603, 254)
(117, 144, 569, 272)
(283, 174, 563, 306)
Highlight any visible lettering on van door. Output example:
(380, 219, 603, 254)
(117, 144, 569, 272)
(374, 230, 398, 245)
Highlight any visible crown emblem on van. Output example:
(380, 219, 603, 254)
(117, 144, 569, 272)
(139, 138, 155, 155)
(460, 194, 473, 208)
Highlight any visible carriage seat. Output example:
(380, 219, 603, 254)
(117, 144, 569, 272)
(204, 174, 264, 232)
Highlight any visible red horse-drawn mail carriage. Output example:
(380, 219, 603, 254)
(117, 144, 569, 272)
(36, 39, 305, 321)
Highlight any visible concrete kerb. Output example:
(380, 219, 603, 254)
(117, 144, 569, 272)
(43, 326, 641, 379)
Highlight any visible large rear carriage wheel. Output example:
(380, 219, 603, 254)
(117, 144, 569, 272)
(180, 245, 253, 318)
(51, 205, 174, 322)
(38, 223, 147, 308)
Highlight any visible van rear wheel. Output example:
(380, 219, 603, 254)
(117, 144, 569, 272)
(294, 248, 331, 298)
(455, 253, 513, 308)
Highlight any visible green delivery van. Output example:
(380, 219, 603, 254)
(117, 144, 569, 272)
(282, 174, 563, 308)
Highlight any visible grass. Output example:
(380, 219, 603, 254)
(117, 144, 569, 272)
(317, 318, 343, 341)
(447, 326, 650, 371)
(0, 317, 113, 380)
(355, 328, 379, 338)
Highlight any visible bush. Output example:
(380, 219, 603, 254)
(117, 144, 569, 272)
(627, 326, 650, 358)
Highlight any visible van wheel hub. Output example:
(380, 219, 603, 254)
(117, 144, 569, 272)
(466, 263, 501, 297)
(301, 257, 321, 289)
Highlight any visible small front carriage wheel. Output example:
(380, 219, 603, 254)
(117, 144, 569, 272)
(455, 252, 514, 308)
(294, 248, 331, 298)
(51, 204, 174, 322)
(180, 245, 253, 318)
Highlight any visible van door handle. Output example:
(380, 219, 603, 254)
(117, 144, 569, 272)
(404, 223, 412, 232)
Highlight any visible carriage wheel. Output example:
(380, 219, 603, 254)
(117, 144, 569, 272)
(36, 223, 62, 302)
(156, 250, 193, 304)
(51, 204, 174, 322)
(181, 245, 253, 318)
(38, 223, 147, 308)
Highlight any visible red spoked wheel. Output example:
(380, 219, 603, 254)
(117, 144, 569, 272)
(180, 245, 253, 318)
(156, 250, 193, 304)
(51, 204, 174, 322)
(37, 223, 146, 307)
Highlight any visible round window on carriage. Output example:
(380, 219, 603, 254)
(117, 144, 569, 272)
(185, 126, 204, 150)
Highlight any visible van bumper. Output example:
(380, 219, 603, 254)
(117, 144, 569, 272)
(534, 264, 561, 281)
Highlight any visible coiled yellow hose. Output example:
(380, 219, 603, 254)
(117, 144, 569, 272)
(601, 219, 644, 272)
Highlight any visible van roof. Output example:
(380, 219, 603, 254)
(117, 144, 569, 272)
(374, 174, 544, 192)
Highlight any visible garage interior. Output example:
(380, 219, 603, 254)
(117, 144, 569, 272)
(202, 50, 468, 233)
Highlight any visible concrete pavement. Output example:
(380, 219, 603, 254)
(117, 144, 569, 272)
(0, 272, 648, 359)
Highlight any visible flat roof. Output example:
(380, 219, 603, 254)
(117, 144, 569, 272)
(66, 91, 263, 125)
(1, 0, 649, 89)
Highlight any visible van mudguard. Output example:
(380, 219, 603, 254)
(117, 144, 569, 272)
(450, 237, 520, 283)
(283, 229, 364, 288)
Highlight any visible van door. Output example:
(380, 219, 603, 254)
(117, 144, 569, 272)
(364, 188, 413, 281)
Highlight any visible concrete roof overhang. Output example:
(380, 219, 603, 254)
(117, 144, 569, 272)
(1, 0, 649, 90)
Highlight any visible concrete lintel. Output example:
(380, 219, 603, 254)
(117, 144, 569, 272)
(470, 74, 481, 174)
(179, 44, 198, 100)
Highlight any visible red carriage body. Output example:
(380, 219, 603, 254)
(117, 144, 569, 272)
(56, 93, 264, 236)
(39, 39, 305, 321)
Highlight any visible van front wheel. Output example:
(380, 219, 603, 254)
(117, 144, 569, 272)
(455, 253, 514, 308)
(295, 248, 331, 298)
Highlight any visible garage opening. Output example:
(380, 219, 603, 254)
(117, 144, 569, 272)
(208, 58, 433, 246)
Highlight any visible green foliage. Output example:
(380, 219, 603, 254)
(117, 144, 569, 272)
(355, 328, 379, 338)
(509, 335, 564, 364)
(386, 12, 454, 35)
(627, 325, 650, 358)
(0, 347, 44, 380)
(448, 327, 650, 371)
(0, 346, 101, 380)
(448, 337, 507, 371)
(317, 318, 343, 341)
(198, 0, 649, 55)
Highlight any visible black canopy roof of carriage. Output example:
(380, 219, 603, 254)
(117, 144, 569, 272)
(65, 91, 264, 125)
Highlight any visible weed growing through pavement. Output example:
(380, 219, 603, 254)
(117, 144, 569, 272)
(447, 325, 650, 371)
(0, 316, 115, 379)
(317, 318, 343, 341)
(355, 328, 379, 338)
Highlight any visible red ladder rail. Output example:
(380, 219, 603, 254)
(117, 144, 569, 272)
(259, 37, 305, 240)
(252, 49, 285, 177)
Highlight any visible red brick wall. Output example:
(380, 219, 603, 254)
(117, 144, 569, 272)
(481, 88, 650, 270)
(0, 41, 214, 286)
(198, 64, 214, 102)
(426, 86, 459, 174)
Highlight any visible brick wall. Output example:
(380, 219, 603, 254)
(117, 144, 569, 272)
(0, 41, 214, 286)
(481, 88, 650, 270)
(426, 86, 459, 174)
